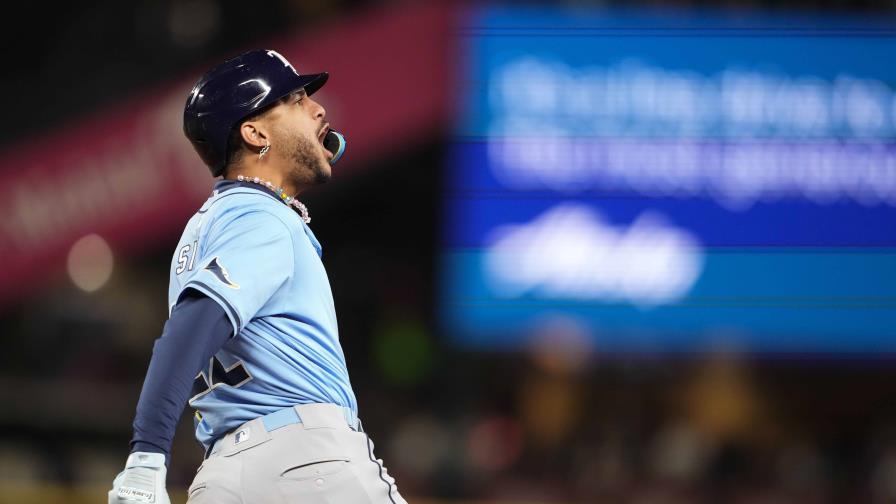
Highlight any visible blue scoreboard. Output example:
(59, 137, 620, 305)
(441, 7, 896, 353)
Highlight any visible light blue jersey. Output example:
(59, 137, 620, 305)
(167, 180, 357, 449)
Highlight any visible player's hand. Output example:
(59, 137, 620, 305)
(108, 452, 171, 504)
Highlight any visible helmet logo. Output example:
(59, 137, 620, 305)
(266, 50, 298, 76)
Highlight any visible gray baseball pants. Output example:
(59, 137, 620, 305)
(186, 403, 407, 503)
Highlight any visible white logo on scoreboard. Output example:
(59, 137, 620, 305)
(484, 204, 704, 307)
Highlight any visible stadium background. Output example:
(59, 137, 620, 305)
(1, 0, 895, 502)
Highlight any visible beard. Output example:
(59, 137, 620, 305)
(281, 128, 331, 187)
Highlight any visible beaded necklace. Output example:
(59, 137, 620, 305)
(236, 174, 310, 224)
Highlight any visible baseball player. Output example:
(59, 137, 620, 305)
(108, 49, 406, 504)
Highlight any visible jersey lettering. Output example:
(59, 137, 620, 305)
(190, 356, 251, 401)
(176, 240, 198, 275)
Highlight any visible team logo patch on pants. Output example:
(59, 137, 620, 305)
(234, 428, 250, 445)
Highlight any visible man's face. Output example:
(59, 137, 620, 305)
(267, 88, 333, 186)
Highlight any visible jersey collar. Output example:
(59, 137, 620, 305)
(213, 179, 283, 202)
(211, 180, 316, 242)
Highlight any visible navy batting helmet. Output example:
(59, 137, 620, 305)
(183, 49, 329, 177)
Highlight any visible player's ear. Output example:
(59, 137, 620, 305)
(239, 121, 269, 151)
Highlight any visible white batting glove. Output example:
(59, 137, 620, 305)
(108, 452, 171, 504)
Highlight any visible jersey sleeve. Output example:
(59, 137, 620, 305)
(178, 208, 294, 335)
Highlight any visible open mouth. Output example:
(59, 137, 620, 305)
(318, 123, 333, 159)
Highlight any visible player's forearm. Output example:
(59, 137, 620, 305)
(129, 290, 233, 463)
